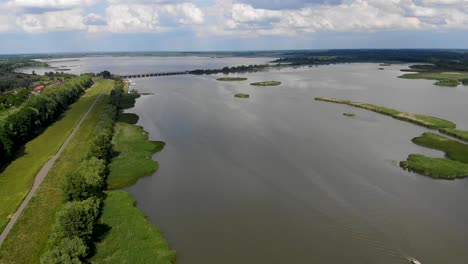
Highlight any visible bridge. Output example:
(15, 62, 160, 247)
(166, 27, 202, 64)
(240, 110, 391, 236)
(118, 71, 189, 79)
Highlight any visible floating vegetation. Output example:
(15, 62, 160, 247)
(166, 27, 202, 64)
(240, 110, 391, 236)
(234, 93, 250, 98)
(250, 81, 281, 86)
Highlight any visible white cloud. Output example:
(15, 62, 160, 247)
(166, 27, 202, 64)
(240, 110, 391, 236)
(16, 9, 87, 33)
(7, 0, 98, 9)
(102, 2, 204, 33)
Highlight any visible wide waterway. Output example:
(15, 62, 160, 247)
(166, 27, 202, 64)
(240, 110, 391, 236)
(35, 56, 468, 264)
(122, 62, 468, 264)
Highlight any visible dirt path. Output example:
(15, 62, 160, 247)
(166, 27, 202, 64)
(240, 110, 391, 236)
(0, 82, 109, 245)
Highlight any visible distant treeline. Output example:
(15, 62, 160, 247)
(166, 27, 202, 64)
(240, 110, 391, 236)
(0, 59, 48, 92)
(189, 64, 272, 75)
(273, 49, 468, 72)
(0, 76, 93, 166)
(40, 80, 125, 263)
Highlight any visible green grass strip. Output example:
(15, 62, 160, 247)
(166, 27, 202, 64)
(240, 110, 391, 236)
(0, 79, 112, 264)
(399, 72, 468, 87)
(91, 191, 175, 264)
(315, 97, 456, 129)
(400, 154, 468, 179)
(216, 77, 248, 81)
(107, 122, 165, 189)
(0, 79, 111, 233)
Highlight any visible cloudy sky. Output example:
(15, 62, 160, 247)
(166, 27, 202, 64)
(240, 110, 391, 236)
(0, 0, 467, 53)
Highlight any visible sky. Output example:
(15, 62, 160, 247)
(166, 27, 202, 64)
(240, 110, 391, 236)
(0, 0, 467, 54)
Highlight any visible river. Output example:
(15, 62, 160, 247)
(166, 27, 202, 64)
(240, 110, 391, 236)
(40, 57, 468, 263)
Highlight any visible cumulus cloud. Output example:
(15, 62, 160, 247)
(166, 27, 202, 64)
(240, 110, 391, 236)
(0, 0, 467, 36)
(102, 2, 204, 33)
(16, 9, 87, 33)
(7, 0, 98, 10)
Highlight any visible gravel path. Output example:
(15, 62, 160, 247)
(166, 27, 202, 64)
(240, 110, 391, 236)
(0, 83, 108, 246)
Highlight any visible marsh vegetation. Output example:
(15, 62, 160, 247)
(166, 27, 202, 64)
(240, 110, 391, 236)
(250, 81, 281, 86)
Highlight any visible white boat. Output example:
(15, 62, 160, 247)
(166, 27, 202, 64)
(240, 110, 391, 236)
(409, 258, 422, 264)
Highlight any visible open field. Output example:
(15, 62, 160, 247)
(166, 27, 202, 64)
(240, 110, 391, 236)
(399, 72, 468, 87)
(315, 97, 456, 129)
(216, 77, 248, 81)
(250, 81, 281, 86)
(107, 122, 165, 189)
(0, 79, 112, 264)
(0, 79, 111, 233)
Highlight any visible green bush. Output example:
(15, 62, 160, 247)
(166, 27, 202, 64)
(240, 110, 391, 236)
(40, 236, 87, 264)
(63, 158, 106, 202)
(49, 198, 101, 245)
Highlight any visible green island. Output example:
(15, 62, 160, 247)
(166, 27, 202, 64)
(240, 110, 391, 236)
(399, 72, 468, 87)
(315, 97, 456, 129)
(343, 112, 355, 117)
(216, 77, 248, 81)
(315, 97, 468, 179)
(250, 81, 281, 86)
(234, 93, 250, 98)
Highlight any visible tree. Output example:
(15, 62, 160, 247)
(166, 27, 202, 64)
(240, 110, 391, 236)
(50, 198, 101, 244)
(40, 237, 87, 264)
(63, 158, 106, 202)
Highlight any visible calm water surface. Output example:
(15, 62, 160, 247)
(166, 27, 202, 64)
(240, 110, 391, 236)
(17, 56, 274, 75)
(121, 63, 468, 264)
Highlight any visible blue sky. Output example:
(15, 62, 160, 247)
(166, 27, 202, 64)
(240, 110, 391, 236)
(0, 0, 467, 54)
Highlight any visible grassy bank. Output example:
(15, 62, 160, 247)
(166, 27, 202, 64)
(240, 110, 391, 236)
(250, 81, 281, 86)
(400, 154, 468, 179)
(216, 77, 248, 81)
(93, 83, 175, 263)
(0, 79, 112, 263)
(315, 97, 456, 130)
(91, 191, 175, 264)
(107, 122, 165, 189)
(439, 128, 468, 143)
(234, 93, 250, 98)
(411, 133, 468, 163)
(399, 72, 468, 87)
(0, 79, 111, 233)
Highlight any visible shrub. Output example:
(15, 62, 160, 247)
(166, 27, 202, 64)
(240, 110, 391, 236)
(40, 236, 87, 264)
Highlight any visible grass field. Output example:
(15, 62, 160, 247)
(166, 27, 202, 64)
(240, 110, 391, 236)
(250, 81, 281, 86)
(91, 191, 176, 264)
(315, 97, 456, 129)
(0, 79, 112, 233)
(399, 72, 468, 87)
(0, 79, 112, 264)
(107, 122, 165, 189)
(216, 77, 248, 81)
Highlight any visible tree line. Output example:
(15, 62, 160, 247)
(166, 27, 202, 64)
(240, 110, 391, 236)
(40, 80, 125, 264)
(0, 75, 93, 166)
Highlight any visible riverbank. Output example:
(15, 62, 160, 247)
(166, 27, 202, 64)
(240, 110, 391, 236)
(0, 79, 112, 263)
(315, 97, 468, 179)
(92, 84, 175, 263)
